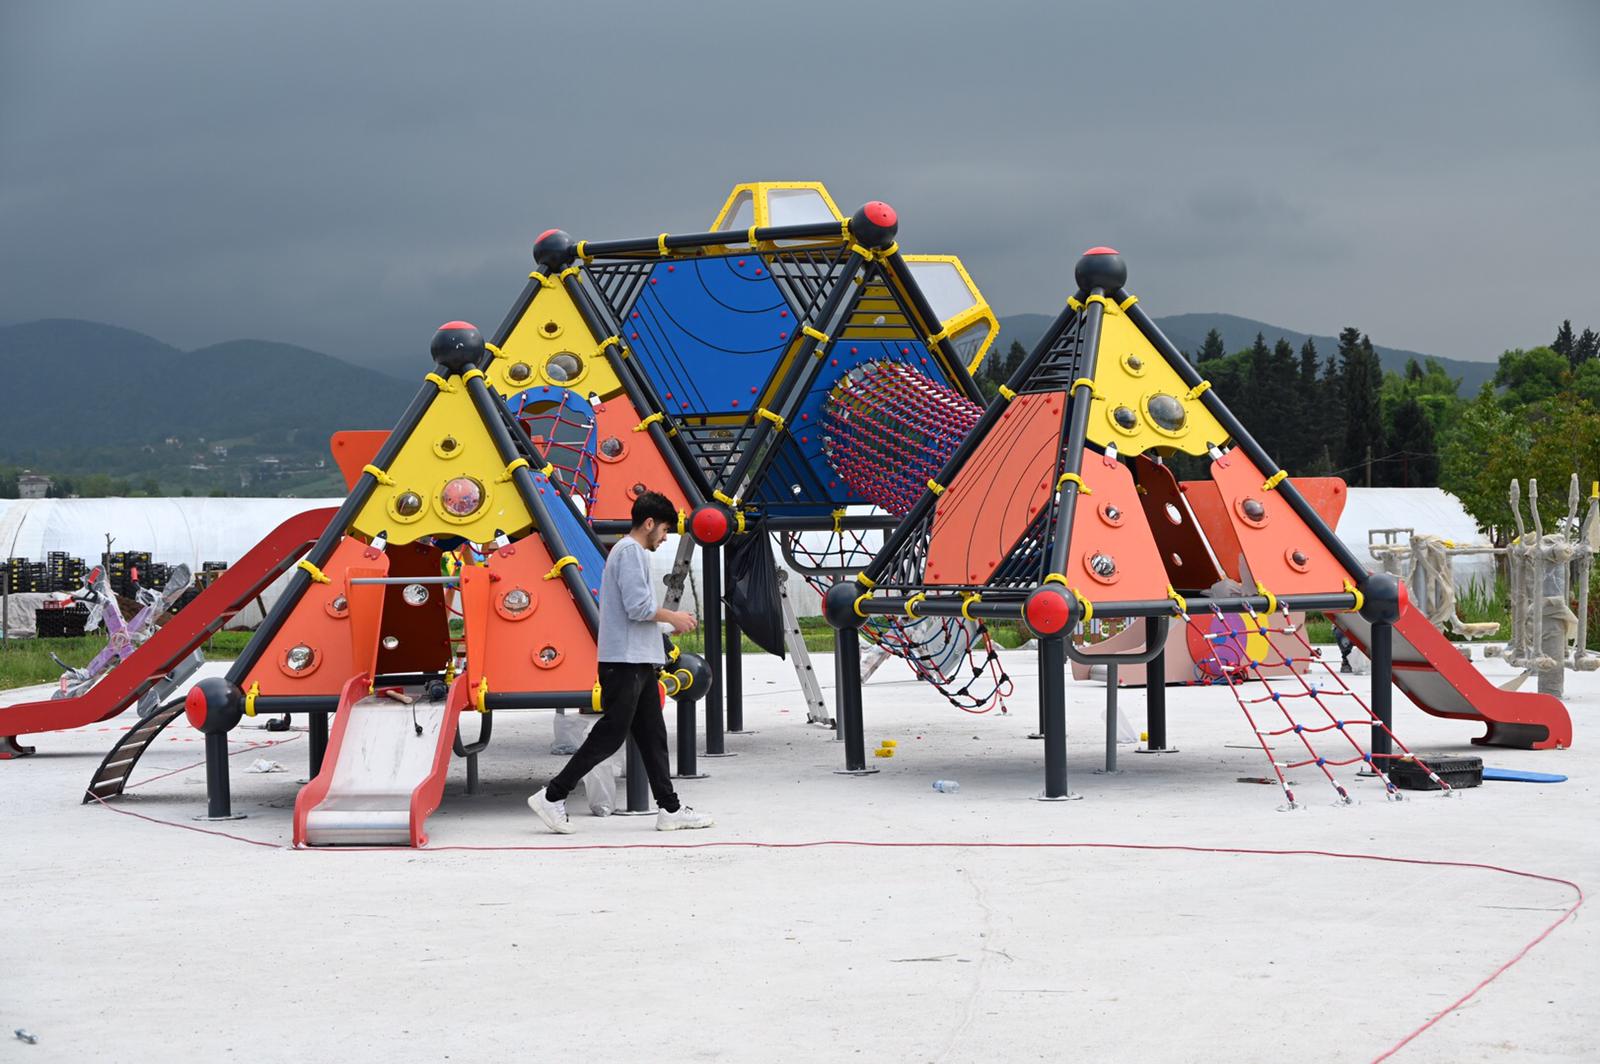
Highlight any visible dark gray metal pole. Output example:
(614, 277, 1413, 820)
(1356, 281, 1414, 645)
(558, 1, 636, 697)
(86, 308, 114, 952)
(1104, 664, 1119, 773)
(834, 625, 874, 774)
(309, 711, 328, 778)
(674, 696, 707, 779)
(204, 732, 232, 819)
(702, 544, 727, 756)
(625, 736, 650, 812)
(1370, 620, 1394, 762)
(1145, 646, 1169, 751)
(1040, 636, 1070, 798)
(726, 617, 745, 733)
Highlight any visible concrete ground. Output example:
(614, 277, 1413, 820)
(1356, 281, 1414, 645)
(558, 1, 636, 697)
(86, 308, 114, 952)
(1, 644, 1594, 1063)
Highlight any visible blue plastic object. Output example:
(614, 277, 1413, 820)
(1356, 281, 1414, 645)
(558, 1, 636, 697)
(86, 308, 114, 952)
(1481, 767, 1568, 784)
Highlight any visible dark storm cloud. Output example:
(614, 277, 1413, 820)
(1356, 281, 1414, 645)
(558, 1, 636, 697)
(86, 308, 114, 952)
(2, 0, 1596, 371)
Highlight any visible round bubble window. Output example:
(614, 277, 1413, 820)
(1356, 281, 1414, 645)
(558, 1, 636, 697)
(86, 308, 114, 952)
(1146, 393, 1187, 433)
(1112, 406, 1139, 431)
(394, 491, 423, 517)
(1088, 552, 1118, 580)
(402, 583, 430, 607)
(599, 436, 625, 460)
(285, 645, 315, 672)
(1239, 497, 1267, 525)
(545, 352, 582, 383)
(503, 589, 531, 614)
(441, 477, 485, 517)
(507, 361, 534, 384)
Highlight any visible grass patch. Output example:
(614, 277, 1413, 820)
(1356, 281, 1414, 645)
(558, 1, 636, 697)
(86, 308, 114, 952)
(0, 629, 250, 691)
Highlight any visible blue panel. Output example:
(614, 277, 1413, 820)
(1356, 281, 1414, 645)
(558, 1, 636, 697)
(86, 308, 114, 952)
(529, 469, 605, 600)
(621, 254, 795, 415)
(505, 385, 599, 505)
(754, 338, 955, 516)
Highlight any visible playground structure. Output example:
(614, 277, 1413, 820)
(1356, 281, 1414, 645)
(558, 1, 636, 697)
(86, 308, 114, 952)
(481, 181, 1010, 736)
(825, 247, 1573, 804)
(1369, 527, 1503, 641)
(1499, 475, 1600, 696)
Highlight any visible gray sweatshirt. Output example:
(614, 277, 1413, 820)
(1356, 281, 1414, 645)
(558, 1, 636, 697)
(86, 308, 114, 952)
(596, 536, 665, 664)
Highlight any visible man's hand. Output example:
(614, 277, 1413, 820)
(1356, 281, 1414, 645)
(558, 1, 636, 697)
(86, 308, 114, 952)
(666, 610, 696, 635)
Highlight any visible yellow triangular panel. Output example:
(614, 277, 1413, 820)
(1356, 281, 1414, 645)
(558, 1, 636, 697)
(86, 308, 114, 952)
(709, 181, 844, 230)
(1085, 300, 1231, 457)
(349, 380, 536, 546)
(488, 281, 625, 401)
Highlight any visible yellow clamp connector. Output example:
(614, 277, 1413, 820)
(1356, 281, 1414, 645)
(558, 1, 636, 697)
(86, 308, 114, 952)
(244, 682, 260, 718)
(832, 508, 846, 534)
(997, 385, 1017, 401)
(362, 463, 395, 486)
(904, 592, 926, 619)
(297, 560, 331, 585)
(498, 457, 530, 483)
(1262, 469, 1288, 492)
(1118, 294, 1139, 311)
(544, 556, 579, 581)
(657, 233, 671, 257)
(476, 677, 490, 714)
(853, 591, 873, 619)
(713, 489, 738, 508)
(596, 335, 622, 358)
(927, 479, 946, 496)
(756, 408, 785, 431)
(1057, 472, 1091, 495)
(1253, 581, 1277, 616)
(1070, 377, 1102, 399)
(633, 412, 665, 433)
(1186, 380, 1212, 401)
(854, 571, 877, 589)
(1343, 579, 1365, 614)
(484, 342, 504, 360)
(425, 372, 456, 392)
(1166, 584, 1188, 616)
(960, 591, 982, 621)
(802, 326, 829, 345)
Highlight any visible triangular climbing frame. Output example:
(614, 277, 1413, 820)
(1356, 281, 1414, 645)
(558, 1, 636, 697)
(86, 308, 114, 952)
(223, 323, 608, 713)
(852, 247, 1374, 624)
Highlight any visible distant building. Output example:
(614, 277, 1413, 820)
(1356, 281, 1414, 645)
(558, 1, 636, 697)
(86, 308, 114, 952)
(17, 472, 51, 499)
(211, 444, 229, 458)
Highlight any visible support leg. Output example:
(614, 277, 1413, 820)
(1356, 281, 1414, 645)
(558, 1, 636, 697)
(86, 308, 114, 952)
(1138, 646, 1176, 754)
(1102, 663, 1120, 773)
(1038, 636, 1076, 800)
(834, 625, 876, 775)
(1370, 620, 1394, 763)
(726, 618, 746, 733)
(199, 731, 244, 820)
(675, 696, 707, 779)
(309, 710, 329, 778)
(702, 544, 728, 756)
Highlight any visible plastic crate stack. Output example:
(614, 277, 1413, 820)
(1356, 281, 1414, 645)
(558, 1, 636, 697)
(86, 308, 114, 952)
(174, 561, 228, 612)
(46, 551, 87, 592)
(5, 557, 48, 593)
(103, 551, 153, 597)
(35, 603, 91, 638)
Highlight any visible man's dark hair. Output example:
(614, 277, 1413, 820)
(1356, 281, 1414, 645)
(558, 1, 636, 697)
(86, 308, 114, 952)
(630, 490, 677, 530)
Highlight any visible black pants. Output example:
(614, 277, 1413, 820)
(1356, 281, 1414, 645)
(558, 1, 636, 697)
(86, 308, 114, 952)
(545, 662, 679, 811)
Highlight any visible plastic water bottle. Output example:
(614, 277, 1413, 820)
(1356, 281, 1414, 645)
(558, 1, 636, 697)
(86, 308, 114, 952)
(932, 780, 960, 793)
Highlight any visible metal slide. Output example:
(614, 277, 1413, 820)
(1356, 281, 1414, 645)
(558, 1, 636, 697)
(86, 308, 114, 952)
(1331, 603, 1571, 750)
(1, 507, 337, 758)
(293, 676, 463, 847)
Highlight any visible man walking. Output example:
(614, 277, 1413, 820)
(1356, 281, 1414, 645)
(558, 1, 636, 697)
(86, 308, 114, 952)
(529, 491, 714, 833)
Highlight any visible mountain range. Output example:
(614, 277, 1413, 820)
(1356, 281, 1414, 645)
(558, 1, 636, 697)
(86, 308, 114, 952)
(1, 314, 1500, 496)
(995, 312, 1498, 393)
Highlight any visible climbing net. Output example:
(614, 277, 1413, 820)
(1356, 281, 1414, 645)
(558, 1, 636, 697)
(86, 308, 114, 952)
(509, 390, 599, 512)
(1179, 599, 1452, 809)
(781, 524, 1012, 713)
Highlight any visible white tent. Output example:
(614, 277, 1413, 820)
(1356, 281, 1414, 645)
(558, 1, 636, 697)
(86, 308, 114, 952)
(1335, 487, 1496, 586)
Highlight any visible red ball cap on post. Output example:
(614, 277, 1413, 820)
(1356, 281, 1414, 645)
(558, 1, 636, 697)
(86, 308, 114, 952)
(1023, 586, 1076, 639)
(1073, 246, 1127, 294)
(532, 228, 577, 270)
(848, 201, 899, 250)
(431, 321, 484, 374)
(689, 505, 732, 546)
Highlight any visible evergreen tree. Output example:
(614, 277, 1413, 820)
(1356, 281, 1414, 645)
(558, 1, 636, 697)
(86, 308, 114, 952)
(1388, 397, 1438, 487)
(1553, 319, 1576, 366)
(1575, 327, 1599, 366)
(1338, 328, 1384, 483)
(1197, 328, 1227, 363)
(1268, 337, 1299, 467)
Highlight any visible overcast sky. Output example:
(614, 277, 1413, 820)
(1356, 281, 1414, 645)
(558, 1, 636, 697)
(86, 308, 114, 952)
(3, 1, 1596, 374)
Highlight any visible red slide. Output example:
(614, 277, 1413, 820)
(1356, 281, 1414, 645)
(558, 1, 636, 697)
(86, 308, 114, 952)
(1330, 603, 1571, 750)
(0, 507, 336, 757)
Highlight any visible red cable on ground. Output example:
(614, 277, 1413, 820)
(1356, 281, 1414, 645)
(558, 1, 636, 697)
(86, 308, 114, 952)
(125, 733, 302, 791)
(83, 795, 1583, 1062)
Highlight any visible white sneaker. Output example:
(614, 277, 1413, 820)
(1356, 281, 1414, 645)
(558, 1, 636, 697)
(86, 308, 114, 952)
(528, 790, 574, 834)
(656, 805, 714, 831)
